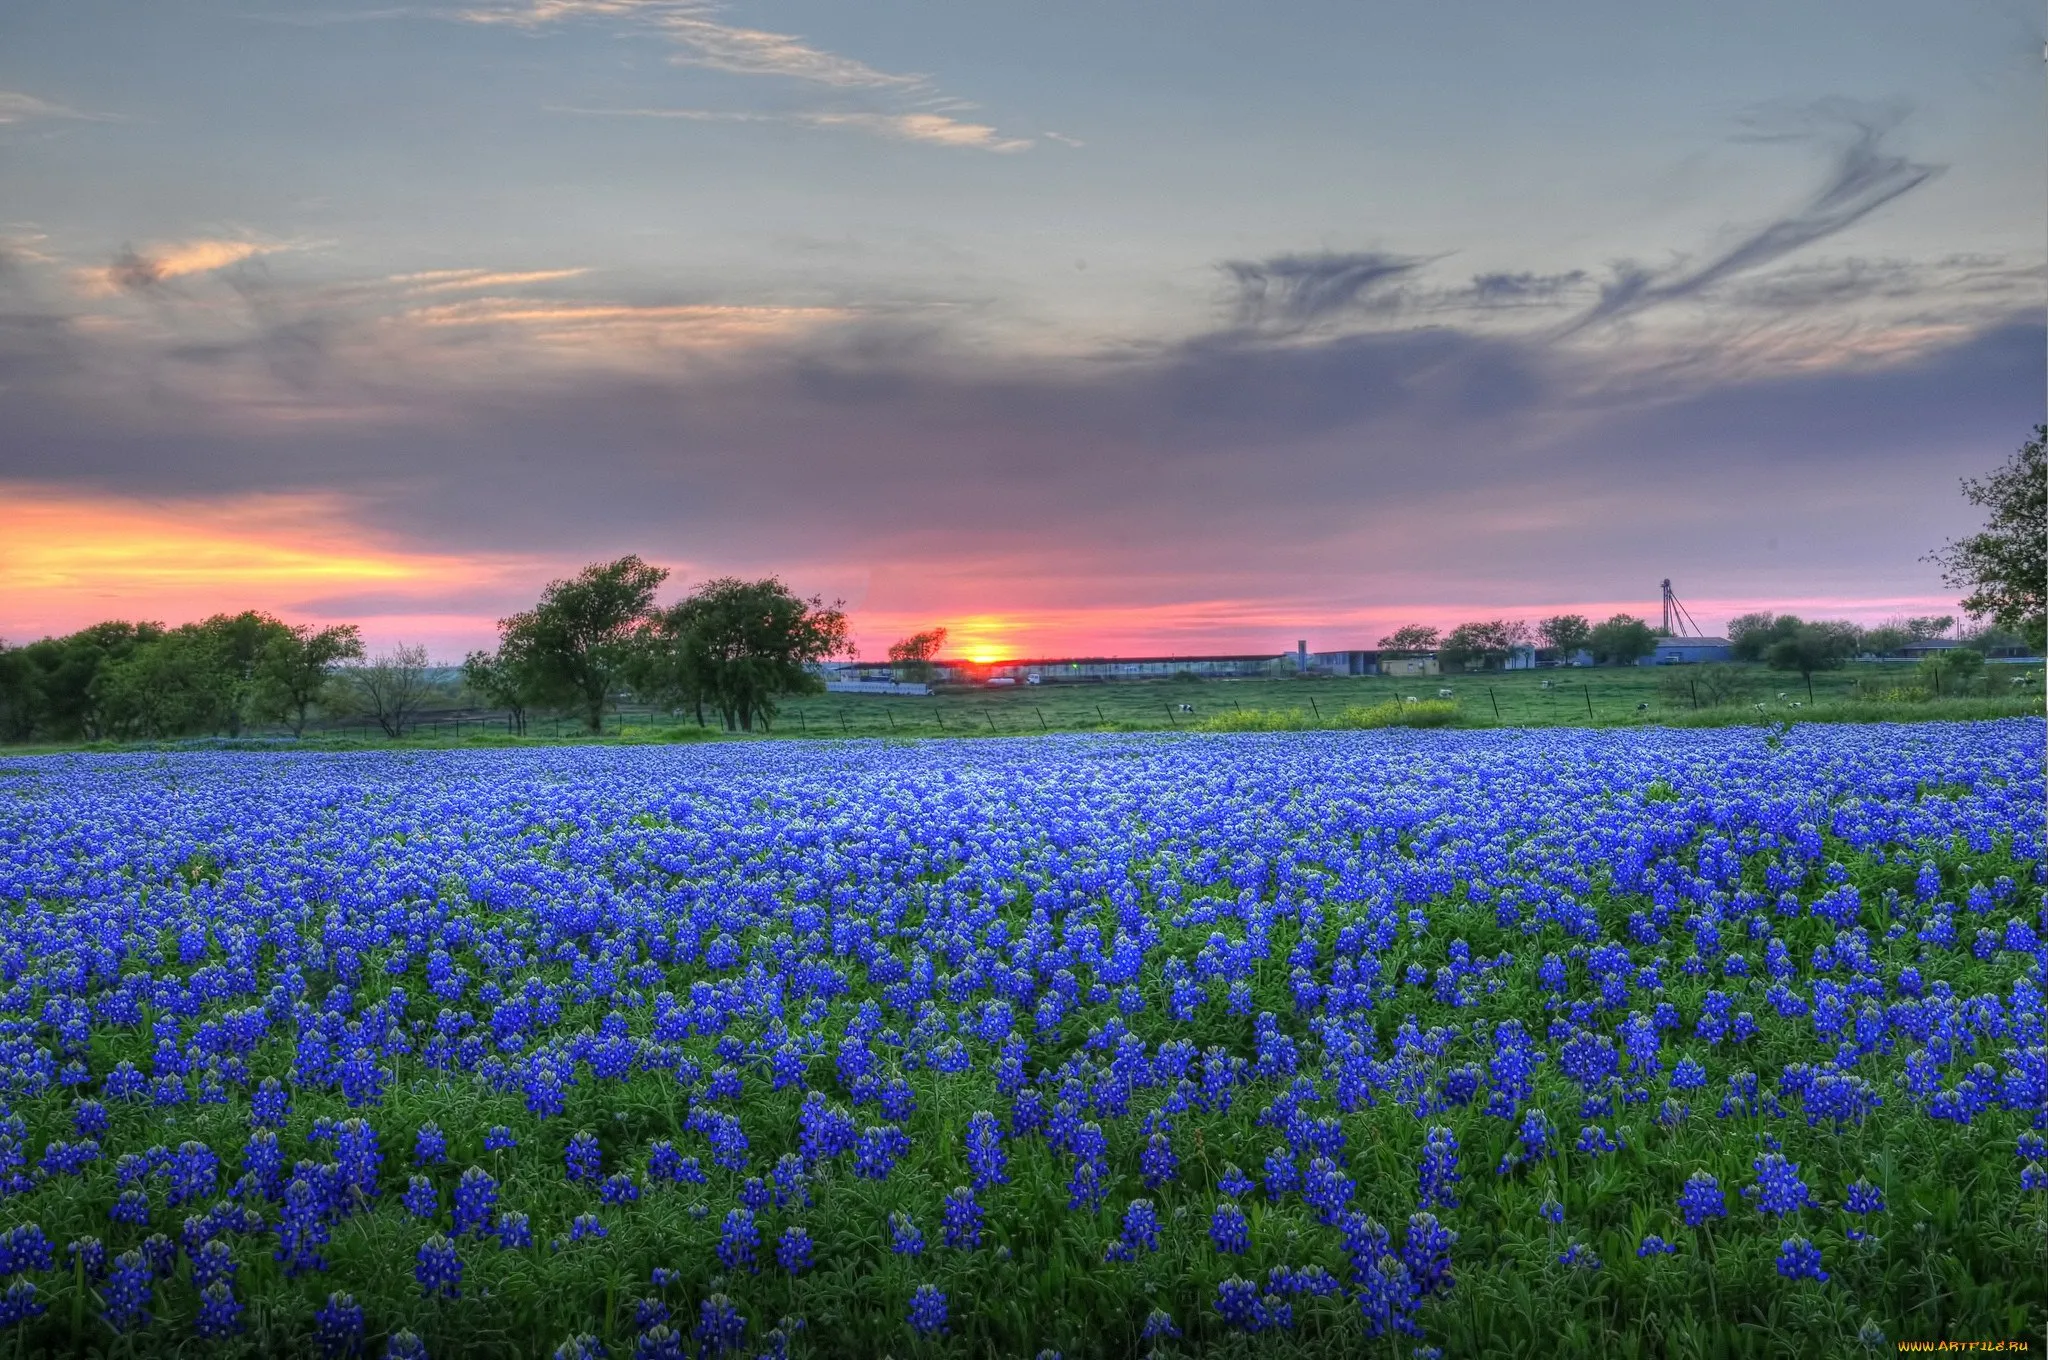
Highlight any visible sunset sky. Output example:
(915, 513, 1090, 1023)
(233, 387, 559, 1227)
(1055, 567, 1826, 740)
(2, 0, 2042, 661)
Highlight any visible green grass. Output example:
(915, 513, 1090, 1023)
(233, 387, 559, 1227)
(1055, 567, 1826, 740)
(5, 663, 2040, 754)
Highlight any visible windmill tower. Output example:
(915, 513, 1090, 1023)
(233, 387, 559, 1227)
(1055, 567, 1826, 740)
(1660, 579, 1702, 637)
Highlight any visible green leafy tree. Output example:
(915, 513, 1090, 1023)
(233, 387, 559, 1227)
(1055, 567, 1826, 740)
(664, 577, 850, 732)
(501, 556, 669, 732)
(92, 626, 244, 739)
(1587, 614, 1657, 666)
(1857, 623, 1910, 658)
(1377, 624, 1440, 657)
(0, 644, 36, 743)
(1763, 622, 1858, 681)
(1439, 619, 1532, 671)
(888, 628, 948, 684)
(190, 611, 294, 736)
(1727, 612, 1804, 663)
(253, 623, 364, 737)
(1927, 426, 2046, 650)
(14, 621, 164, 740)
(1916, 646, 1986, 696)
(622, 606, 711, 728)
(1538, 614, 1592, 662)
(462, 640, 541, 736)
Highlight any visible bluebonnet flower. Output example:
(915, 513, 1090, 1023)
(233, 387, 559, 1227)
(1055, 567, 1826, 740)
(1538, 1194, 1564, 1225)
(0, 1281, 44, 1328)
(1637, 1235, 1678, 1257)
(943, 1188, 983, 1250)
(101, 1249, 152, 1331)
(403, 1175, 438, 1219)
(565, 1132, 602, 1183)
(717, 1208, 757, 1271)
(1679, 1171, 1727, 1227)
(314, 1291, 366, 1358)
(600, 1173, 640, 1206)
(552, 1335, 603, 1360)
(907, 1284, 948, 1335)
(569, 1213, 607, 1243)
(1210, 1202, 1250, 1255)
(1140, 1308, 1179, 1341)
(965, 1114, 1006, 1189)
(1577, 1125, 1618, 1156)
(414, 1123, 448, 1166)
(484, 1125, 517, 1152)
(196, 1282, 243, 1338)
(695, 1294, 746, 1355)
(495, 1211, 533, 1249)
(1139, 1131, 1178, 1188)
(776, 1227, 813, 1274)
(889, 1212, 925, 1256)
(1218, 1164, 1254, 1199)
(1776, 1235, 1828, 1281)
(854, 1125, 911, 1180)
(386, 1330, 429, 1360)
(635, 1326, 682, 1360)
(1120, 1198, 1160, 1254)
(1419, 1126, 1460, 1210)
(1558, 1241, 1600, 1270)
(1747, 1154, 1817, 1217)
(191, 1239, 237, 1289)
(1403, 1213, 1456, 1297)
(276, 1178, 332, 1277)
(415, 1235, 461, 1299)
(111, 1189, 151, 1226)
(453, 1167, 498, 1237)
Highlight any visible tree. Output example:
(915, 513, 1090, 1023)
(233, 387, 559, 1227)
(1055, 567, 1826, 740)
(344, 644, 436, 739)
(1538, 614, 1592, 662)
(663, 578, 850, 732)
(0, 644, 36, 743)
(252, 624, 364, 737)
(501, 556, 669, 732)
(1857, 623, 1910, 658)
(91, 628, 239, 739)
(1927, 426, 2046, 650)
(888, 629, 948, 684)
(1586, 614, 1656, 666)
(1377, 624, 1440, 657)
(462, 642, 540, 736)
(190, 612, 294, 736)
(1764, 622, 1858, 681)
(16, 621, 164, 740)
(1728, 612, 1803, 663)
(1904, 615, 1955, 641)
(1438, 620, 1532, 671)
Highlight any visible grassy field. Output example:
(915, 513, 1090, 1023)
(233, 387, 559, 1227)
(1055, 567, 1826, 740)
(314, 663, 2040, 747)
(5, 664, 2038, 755)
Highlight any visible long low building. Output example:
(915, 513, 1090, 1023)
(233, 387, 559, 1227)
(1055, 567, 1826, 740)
(822, 647, 1388, 684)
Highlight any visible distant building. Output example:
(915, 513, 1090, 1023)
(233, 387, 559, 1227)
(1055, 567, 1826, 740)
(1380, 654, 1440, 677)
(1505, 644, 1538, 670)
(1640, 636, 1732, 666)
(1897, 639, 1961, 660)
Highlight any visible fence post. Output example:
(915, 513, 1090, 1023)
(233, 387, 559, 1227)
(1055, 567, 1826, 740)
(840, 712, 850, 734)
(1488, 688, 1500, 721)
(1805, 674, 1814, 705)
(984, 709, 996, 731)
(797, 710, 806, 732)
(1096, 706, 1105, 724)
(1164, 704, 1177, 727)
(1584, 687, 1594, 721)
(1309, 698, 1320, 719)
(1035, 706, 1047, 730)
(1690, 678, 1698, 710)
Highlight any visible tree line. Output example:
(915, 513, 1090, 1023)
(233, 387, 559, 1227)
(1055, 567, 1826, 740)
(0, 560, 848, 743)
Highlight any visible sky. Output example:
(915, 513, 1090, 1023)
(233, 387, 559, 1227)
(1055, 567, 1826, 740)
(2, 0, 2042, 662)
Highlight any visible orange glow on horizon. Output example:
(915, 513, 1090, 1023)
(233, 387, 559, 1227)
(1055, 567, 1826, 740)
(0, 484, 523, 647)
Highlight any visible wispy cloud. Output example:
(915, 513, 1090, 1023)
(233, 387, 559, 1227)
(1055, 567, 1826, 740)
(1566, 99, 1943, 334)
(652, 13, 923, 88)
(72, 239, 293, 297)
(549, 105, 1031, 151)
(1220, 252, 1426, 333)
(467, 1, 1031, 149)
(401, 296, 848, 350)
(0, 91, 116, 124)
(391, 267, 591, 293)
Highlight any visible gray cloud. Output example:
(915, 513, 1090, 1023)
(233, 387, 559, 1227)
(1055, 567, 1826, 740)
(1566, 100, 1943, 333)
(1220, 251, 1425, 332)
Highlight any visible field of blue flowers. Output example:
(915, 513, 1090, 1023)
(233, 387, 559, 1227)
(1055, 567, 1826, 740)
(0, 719, 2041, 1359)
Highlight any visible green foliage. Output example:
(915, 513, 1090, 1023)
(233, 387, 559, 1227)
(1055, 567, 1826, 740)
(1377, 624, 1441, 656)
(1727, 613, 1804, 663)
(1928, 425, 2046, 649)
(887, 628, 948, 685)
(1764, 623, 1858, 679)
(251, 623, 365, 736)
(1586, 614, 1656, 666)
(1537, 613, 1592, 661)
(1197, 699, 1458, 731)
(502, 557, 670, 733)
(1439, 620, 1532, 671)
(649, 578, 851, 733)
